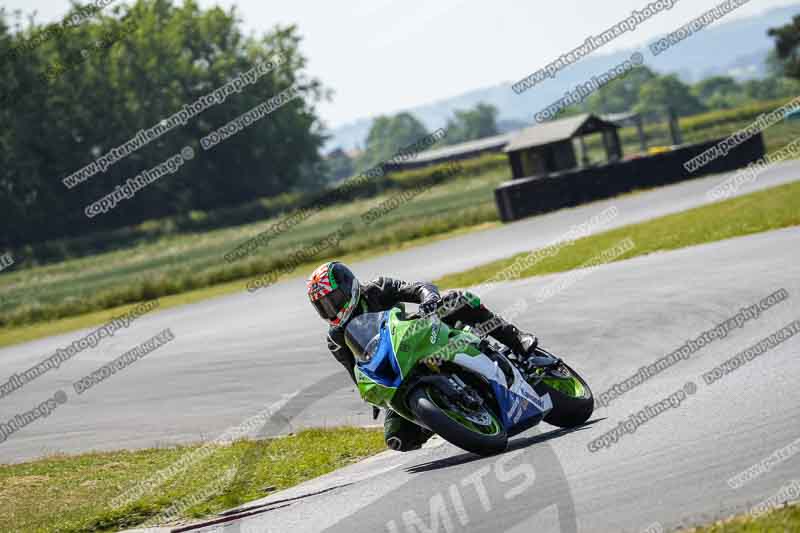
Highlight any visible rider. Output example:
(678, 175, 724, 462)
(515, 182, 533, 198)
(306, 261, 538, 451)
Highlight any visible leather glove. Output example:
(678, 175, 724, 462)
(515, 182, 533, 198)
(419, 295, 442, 316)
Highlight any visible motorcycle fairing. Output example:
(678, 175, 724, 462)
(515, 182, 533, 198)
(451, 351, 553, 432)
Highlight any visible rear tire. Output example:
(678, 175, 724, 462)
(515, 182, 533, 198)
(533, 362, 594, 428)
(408, 385, 508, 456)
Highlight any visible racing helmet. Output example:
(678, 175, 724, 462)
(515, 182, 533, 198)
(306, 262, 361, 326)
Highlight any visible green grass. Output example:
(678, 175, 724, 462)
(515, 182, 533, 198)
(0, 165, 508, 329)
(434, 180, 800, 289)
(3, 425, 794, 533)
(0, 427, 385, 533)
(3, 99, 800, 333)
(18, 153, 509, 266)
(683, 503, 800, 532)
(0, 219, 499, 348)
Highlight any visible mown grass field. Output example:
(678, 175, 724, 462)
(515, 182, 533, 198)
(2, 99, 799, 335)
(0, 219, 499, 348)
(0, 161, 508, 328)
(435, 179, 800, 289)
(0, 427, 385, 533)
(682, 503, 800, 532)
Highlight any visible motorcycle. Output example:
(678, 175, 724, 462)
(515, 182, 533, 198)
(346, 306, 594, 456)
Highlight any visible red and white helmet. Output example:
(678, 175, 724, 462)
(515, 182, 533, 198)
(306, 262, 361, 326)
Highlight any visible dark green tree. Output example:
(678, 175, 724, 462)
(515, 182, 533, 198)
(359, 112, 429, 169)
(0, 0, 327, 247)
(692, 76, 738, 101)
(585, 66, 657, 114)
(768, 15, 800, 80)
(442, 103, 499, 145)
(691, 76, 748, 110)
(323, 148, 354, 183)
(740, 76, 800, 101)
(635, 74, 706, 116)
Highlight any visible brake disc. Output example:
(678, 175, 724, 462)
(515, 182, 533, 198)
(461, 408, 492, 426)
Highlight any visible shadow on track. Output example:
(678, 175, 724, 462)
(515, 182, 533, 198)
(405, 418, 604, 474)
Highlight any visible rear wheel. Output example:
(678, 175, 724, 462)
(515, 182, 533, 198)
(408, 385, 508, 456)
(531, 359, 594, 428)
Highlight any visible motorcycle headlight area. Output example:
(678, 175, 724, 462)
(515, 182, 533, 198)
(357, 336, 380, 363)
(345, 311, 388, 364)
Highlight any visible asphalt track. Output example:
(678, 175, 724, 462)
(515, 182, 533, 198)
(0, 163, 798, 466)
(1, 164, 800, 533)
(172, 225, 800, 533)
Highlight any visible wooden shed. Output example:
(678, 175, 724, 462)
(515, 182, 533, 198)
(504, 114, 622, 179)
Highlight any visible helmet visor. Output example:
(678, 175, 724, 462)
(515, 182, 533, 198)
(311, 288, 348, 321)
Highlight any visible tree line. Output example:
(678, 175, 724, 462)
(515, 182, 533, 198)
(3, 3, 800, 250)
(1, 0, 327, 248)
(573, 15, 800, 117)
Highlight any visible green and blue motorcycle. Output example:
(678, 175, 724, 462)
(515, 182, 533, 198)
(346, 306, 594, 456)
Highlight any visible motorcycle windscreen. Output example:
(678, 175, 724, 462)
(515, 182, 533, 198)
(345, 312, 384, 363)
(345, 311, 402, 388)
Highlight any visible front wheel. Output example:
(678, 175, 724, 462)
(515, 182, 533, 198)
(408, 385, 508, 456)
(532, 358, 594, 428)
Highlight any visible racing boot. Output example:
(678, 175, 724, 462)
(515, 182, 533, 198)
(492, 322, 538, 361)
(384, 409, 433, 451)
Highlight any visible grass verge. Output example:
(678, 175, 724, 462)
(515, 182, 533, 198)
(0, 174, 505, 328)
(4, 178, 799, 349)
(435, 180, 800, 289)
(0, 219, 499, 349)
(0, 427, 385, 533)
(681, 502, 800, 532)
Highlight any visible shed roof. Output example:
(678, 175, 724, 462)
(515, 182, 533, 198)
(504, 114, 619, 153)
(394, 131, 518, 166)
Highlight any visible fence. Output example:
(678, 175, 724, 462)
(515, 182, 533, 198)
(494, 133, 765, 222)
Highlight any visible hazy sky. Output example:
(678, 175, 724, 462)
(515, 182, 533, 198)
(4, 0, 798, 128)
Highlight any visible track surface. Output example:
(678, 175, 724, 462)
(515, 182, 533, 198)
(0, 164, 798, 532)
(190, 226, 800, 533)
(0, 163, 798, 464)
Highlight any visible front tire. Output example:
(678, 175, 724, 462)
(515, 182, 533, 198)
(532, 361, 594, 428)
(408, 385, 508, 456)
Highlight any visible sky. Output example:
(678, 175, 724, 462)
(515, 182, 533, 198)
(4, 0, 799, 128)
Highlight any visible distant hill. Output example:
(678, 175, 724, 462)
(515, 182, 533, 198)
(325, 3, 799, 151)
